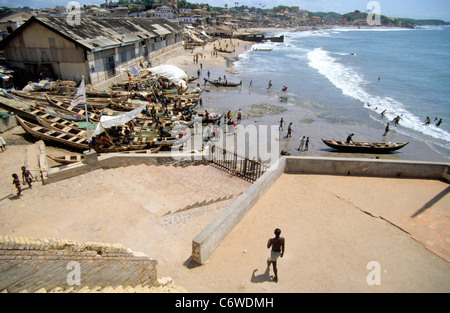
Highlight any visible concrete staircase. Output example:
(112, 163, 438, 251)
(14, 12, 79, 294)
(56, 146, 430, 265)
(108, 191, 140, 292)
(108, 163, 251, 217)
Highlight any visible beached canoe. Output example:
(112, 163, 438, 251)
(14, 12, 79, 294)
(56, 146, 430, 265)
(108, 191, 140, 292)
(153, 133, 191, 147)
(47, 146, 161, 165)
(17, 115, 90, 150)
(203, 78, 242, 87)
(47, 154, 86, 165)
(213, 47, 235, 53)
(44, 95, 98, 121)
(18, 116, 152, 152)
(321, 139, 409, 153)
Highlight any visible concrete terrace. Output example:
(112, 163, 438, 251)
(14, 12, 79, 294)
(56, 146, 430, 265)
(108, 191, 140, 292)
(0, 150, 449, 292)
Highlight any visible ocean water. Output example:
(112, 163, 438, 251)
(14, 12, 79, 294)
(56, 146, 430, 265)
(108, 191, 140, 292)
(227, 26, 450, 162)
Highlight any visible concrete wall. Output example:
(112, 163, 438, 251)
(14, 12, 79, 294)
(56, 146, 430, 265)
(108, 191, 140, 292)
(284, 156, 449, 181)
(192, 158, 286, 264)
(45, 152, 206, 185)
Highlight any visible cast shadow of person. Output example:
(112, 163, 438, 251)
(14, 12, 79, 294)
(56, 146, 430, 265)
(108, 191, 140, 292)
(250, 268, 274, 283)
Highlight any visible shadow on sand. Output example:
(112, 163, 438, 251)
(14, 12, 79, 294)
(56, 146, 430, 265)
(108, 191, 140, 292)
(250, 267, 274, 284)
(411, 185, 450, 218)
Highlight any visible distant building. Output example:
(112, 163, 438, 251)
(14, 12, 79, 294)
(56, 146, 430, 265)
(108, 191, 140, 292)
(309, 16, 323, 23)
(111, 7, 129, 17)
(0, 16, 183, 87)
(0, 11, 33, 40)
(155, 5, 176, 20)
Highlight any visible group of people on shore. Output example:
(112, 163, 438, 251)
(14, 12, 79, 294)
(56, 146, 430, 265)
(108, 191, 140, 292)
(279, 118, 309, 152)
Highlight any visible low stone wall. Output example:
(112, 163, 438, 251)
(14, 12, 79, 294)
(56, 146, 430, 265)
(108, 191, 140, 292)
(284, 156, 450, 181)
(192, 158, 286, 264)
(44, 152, 206, 185)
(0, 236, 158, 293)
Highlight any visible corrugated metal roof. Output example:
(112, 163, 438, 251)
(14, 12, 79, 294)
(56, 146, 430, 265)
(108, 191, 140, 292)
(12, 16, 183, 52)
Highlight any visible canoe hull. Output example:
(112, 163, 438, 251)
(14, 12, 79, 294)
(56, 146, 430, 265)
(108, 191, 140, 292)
(321, 139, 409, 153)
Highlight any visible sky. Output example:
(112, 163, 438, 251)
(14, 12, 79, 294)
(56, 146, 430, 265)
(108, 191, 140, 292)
(1, 0, 449, 21)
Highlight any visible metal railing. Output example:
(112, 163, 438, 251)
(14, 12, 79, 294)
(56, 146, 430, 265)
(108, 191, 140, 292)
(209, 145, 268, 182)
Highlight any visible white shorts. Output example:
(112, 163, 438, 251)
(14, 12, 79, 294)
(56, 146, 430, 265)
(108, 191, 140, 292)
(268, 250, 281, 262)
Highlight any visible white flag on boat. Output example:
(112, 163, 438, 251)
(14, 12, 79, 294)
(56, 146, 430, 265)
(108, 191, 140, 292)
(88, 103, 147, 140)
(70, 77, 86, 107)
(130, 65, 140, 75)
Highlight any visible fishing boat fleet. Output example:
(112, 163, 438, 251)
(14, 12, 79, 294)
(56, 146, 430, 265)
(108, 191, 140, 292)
(1, 61, 409, 164)
(0, 65, 229, 164)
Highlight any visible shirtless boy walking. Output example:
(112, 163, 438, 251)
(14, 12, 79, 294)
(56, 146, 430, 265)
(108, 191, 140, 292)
(267, 228, 285, 283)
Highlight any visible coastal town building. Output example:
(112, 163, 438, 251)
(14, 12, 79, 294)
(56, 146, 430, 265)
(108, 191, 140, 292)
(155, 5, 177, 21)
(0, 16, 183, 88)
(0, 11, 32, 40)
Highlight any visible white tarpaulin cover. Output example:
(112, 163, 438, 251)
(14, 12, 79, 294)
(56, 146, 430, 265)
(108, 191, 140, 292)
(147, 64, 188, 89)
(89, 103, 147, 140)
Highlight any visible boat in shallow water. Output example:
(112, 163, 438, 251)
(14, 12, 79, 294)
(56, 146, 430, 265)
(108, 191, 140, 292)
(321, 139, 409, 153)
(203, 78, 242, 87)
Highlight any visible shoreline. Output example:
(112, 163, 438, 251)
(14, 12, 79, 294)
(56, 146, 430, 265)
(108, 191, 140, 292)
(162, 28, 449, 164)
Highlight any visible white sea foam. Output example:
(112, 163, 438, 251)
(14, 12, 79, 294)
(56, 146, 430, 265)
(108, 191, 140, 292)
(307, 47, 450, 143)
(332, 27, 413, 32)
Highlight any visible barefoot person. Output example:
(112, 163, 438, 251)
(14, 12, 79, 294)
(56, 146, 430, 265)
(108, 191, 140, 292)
(267, 228, 285, 283)
(12, 173, 22, 197)
(21, 166, 34, 189)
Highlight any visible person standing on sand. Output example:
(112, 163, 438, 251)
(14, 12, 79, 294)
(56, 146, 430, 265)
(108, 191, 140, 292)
(304, 137, 309, 151)
(267, 228, 285, 283)
(21, 166, 34, 189)
(279, 118, 286, 131)
(298, 136, 305, 151)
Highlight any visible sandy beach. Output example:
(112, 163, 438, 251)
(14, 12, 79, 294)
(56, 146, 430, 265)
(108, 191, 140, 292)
(0, 36, 449, 293)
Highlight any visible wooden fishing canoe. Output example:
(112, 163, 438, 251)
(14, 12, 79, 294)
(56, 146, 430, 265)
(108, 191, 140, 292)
(203, 78, 242, 87)
(17, 115, 90, 150)
(321, 139, 409, 153)
(47, 146, 161, 165)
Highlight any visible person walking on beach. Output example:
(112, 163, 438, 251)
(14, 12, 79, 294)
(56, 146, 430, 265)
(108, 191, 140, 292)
(279, 118, 286, 131)
(304, 137, 310, 151)
(298, 136, 305, 151)
(286, 123, 293, 138)
(267, 228, 285, 283)
(12, 173, 22, 197)
(21, 166, 34, 189)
